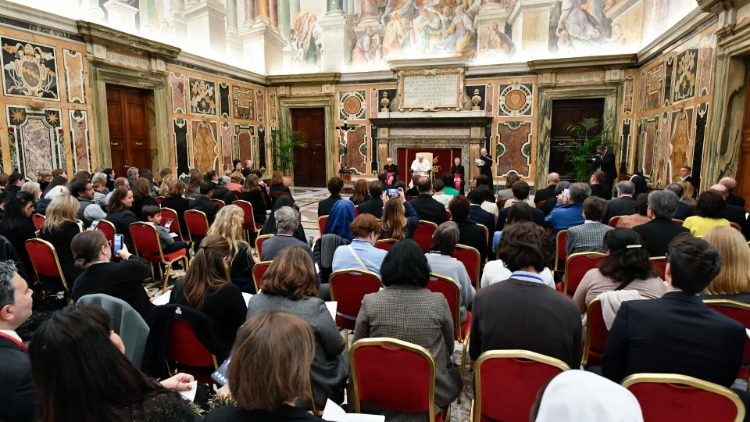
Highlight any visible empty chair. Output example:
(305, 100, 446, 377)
(563, 252, 606, 296)
(31, 213, 46, 231)
(183, 209, 209, 244)
(374, 238, 397, 251)
(251, 260, 272, 293)
(413, 220, 438, 252)
(25, 238, 70, 301)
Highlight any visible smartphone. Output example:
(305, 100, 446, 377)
(165, 218, 173, 230)
(211, 358, 231, 386)
(387, 188, 399, 198)
(113, 234, 124, 255)
(562, 188, 570, 197)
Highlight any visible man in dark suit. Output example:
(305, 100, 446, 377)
(720, 176, 746, 208)
(358, 181, 384, 218)
(603, 235, 746, 388)
(497, 182, 545, 231)
(604, 180, 636, 222)
(534, 172, 559, 209)
(710, 183, 750, 239)
(204, 170, 235, 204)
(478, 147, 494, 190)
(0, 261, 37, 422)
(188, 182, 220, 224)
(666, 183, 693, 221)
(470, 223, 582, 368)
(449, 195, 488, 263)
(633, 190, 689, 257)
(408, 176, 447, 225)
(592, 144, 617, 193)
(678, 166, 698, 198)
(317, 177, 343, 217)
(468, 189, 495, 252)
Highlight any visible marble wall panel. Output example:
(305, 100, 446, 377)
(640, 117, 659, 178)
(63, 49, 85, 104)
(339, 126, 366, 174)
(6, 106, 63, 178)
(339, 90, 366, 120)
(69, 109, 91, 172)
(664, 57, 674, 106)
(232, 85, 253, 120)
(673, 49, 698, 103)
(698, 36, 715, 97)
(256, 90, 264, 122)
(189, 77, 216, 115)
(221, 122, 232, 172)
(496, 121, 531, 177)
(498, 83, 533, 116)
(1, 37, 59, 100)
(235, 125, 255, 162)
(173, 118, 189, 175)
(170, 73, 187, 113)
(190, 120, 218, 172)
(669, 108, 693, 182)
(654, 112, 672, 187)
(643, 64, 664, 111)
(219, 82, 231, 118)
(622, 77, 633, 114)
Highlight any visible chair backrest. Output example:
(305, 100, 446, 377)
(129, 222, 163, 257)
(95, 219, 117, 247)
(476, 223, 489, 245)
(426, 273, 463, 341)
(232, 200, 258, 231)
(554, 229, 569, 272)
(582, 298, 608, 367)
(608, 215, 621, 228)
(473, 350, 569, 422)
(25, 238, 68, 291)
(452, 244, 481, 289)
(329, 269, 382, 331)
(251, 260, 272, 293)
(623, 373, 745, 422)
(672, 218, 684, 226)
(210, 198, 225, 209)
(254, 234, 274, 258)
(563, 252, 606, 295)
(350, 338, 437, 419)
(374, 238, 398, 251)
(159, 207, 184, 240)
(32, 213, 46, 231)
(446, 210, 453, 221)
(184, 210, 209, 242)
(318, 215, 329, 234)
(731, 222, 743, 232)
(704, 299, 750, 368)
(168, 319, 217, 382)
(650, 256, 667, 279)
(413, 220, 438, 252)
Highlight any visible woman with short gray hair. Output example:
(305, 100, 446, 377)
(425, 221, 475, 323)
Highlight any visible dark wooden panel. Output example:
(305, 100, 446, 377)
(550, 98, 605, 180)
(105, 85, 152, 172)
(291, 108, 326, 187)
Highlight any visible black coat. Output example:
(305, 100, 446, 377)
(0, 336, 36, 422)
(605, 196, 636, 222)
(632, 218, 690, 257)
(496, 206, 545, 232)
(161, 195, 191, 236)
(317, 195, 342, 217)
(358, 196, 384, 219)
(673, 201, 694, 221)
(188, 196, 219, 224)
(723, 203, 749, 239)
(238, 190, 268, 224)
(409, 195, 448, 225)
(603, 291, 746, 387)
(594, 150, 617, 185)
(456, 220, 488, 263)
(590, 184, 611, 200)
(106, 210, 140, 252)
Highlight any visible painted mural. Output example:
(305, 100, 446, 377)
(69, 109, 91, 172)
(191, 120, 219, 172)
(189, 77, 216, 115)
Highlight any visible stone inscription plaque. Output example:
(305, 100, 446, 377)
(398, 68, 463, 111)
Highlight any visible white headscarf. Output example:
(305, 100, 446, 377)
(535, 370, 643, 422)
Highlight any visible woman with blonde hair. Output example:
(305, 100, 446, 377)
(39, 194, 81, 285)
(381, 194, 418, 240)
(169, 234, 246, 352)
(246, 246, 348, 407)
(208, 205, 256, 293)
(21, 181, 42, 200)
(702, 226, 750, 302)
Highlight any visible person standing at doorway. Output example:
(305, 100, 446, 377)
(451, 156, 465, 195)
(592, 144, 617, 194)
(477, 148, 494, 190)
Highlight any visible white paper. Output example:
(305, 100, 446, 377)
(326, 301, 337, 320)
(179, 380, 198, 402)
(321, 399, 384, 422)
(242, 292, 253, 304)
(746, 328, 750, 339)
(152, 290, 171, 305)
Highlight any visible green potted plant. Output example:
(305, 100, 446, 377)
(564, 117, 615, 182)
(270, 126, 304, 177)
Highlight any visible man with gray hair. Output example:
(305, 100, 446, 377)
(604, 180, 636, 222)
(126, 166, 139, 188)
(260, 206, 312, 261)
(633, 190, 689, 257)
(545, 182, 590, 236)
(719, 176, 746, 208)
(0, 260, 36, 422)
(709, 183, 749, 239)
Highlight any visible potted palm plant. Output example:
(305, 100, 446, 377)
(270, 126, 304, 184)
(564, 117, 615, 182)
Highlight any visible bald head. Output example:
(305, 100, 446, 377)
(719, 177, 737, 191)
(710, 183, 728, 199)
(547, 172, 560, 185)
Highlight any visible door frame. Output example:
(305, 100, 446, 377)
(278, 96, 336, 183)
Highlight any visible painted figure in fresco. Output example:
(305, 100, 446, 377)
(553, 0, 607, 50)
(290, 12, 322, 66)
(483, 22, 515, 55)
(415, 6, 444, 53)
(441, 5, 476, 57)
(194, 123, 216, 172)
(382, 10, 410, 56)
(669, 111, 690, 183)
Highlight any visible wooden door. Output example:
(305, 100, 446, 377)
(291, 108, 326, 187)
(550, 98, 604, 180)
(106, 85, 152, 173)
(735, 71, 750, 210)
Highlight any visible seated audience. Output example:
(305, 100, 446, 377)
(602, 235, 745, 388)
(247, 248, 348, 405)
(709, 183, 749, 238)
(204, 312, 319, 421)
(268, 171, 293, 207)
(318, 177, 343, 216)
(131, 177, 157, 221)
(354, 240, 462, 416)
(541, 180, 571, 216)
(546, 182, 589, 236)
(381, 195, 418, 240)
(141, 205, 189, 254)
(238, 174, 268, 225)
(605, 181, 636, 222)
(470, 223, 582, 369)
(104, 177, 130, 204)
(184, 169, 202, 200)
(188, 182, 220, 225)
(349, 179, 370, 206)
(70, 179, 107, 227)
(160, 178, 190, 236)
(35, 183, 68, 215)
(496, 172, 519, 204)
(358, 181, 385, 218)
(71, 230, 153, 322)
(677, 180, 697, 207)
(404, 174, 420, 197)
(614, 193, 650, 228)
(720, 176, 745, 208)
(534, 172, 560, 209)
(633, 189, 689, 257)
(425, 221, 476, 323)
(90, 172, 109, 206)
(332, 213, 386, 275)
(126, 166, 139, 187)
(260, 195, 308, 243)
(503, 180, 536, 208)
(37, 170, 52, 192)
(261, 206, 313, 261)
(0, 192, 36, 279)
(431, 178, 452, 209)
(468, 189, 495, 253)
(702, 226, 750, 303)
(566, 196, 612, 256)
(20, 182, 41, 201)
(572, 229, 665, 313)
(39, 194, 81, 285)
(631, 172, 648, 197)
(496, 187, 545, 233)
(226, 171, 244, 195)
(409, 176, 447, 225)
(169, 235, 247, 350)
(204, 170, 235, 204)
(449, 195, 488, 262)
(666, 182, 693, 220)
(589, 170, 612, 200)
(4, 172, 24, 196)
(442, 173, 460, 196)
(207, 205, 255, 294)
(682, 191, 730, 236)
(325, 200, 356, 241)
(30, 305, 195, 422)
(0, 261, 36, 422)
(106, 186, 139, 251)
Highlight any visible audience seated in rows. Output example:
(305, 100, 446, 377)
(470, 223, 582, 369)
(262, 205, 312, 261)
(331, 214, 386, 275)
(495, 172, 519, 204)
(260, 195, 308, 244)
(268, 171, 293, 208)
(534, 172, 560, 212)
(683, 191, 731, 236)
(468, 190, 495, 254)
(709, 183, 749, 238)
(425, 222, 475, 322)
(106, 186, 139, 251)
(247, 247, 348, 406)
(357, 181, 384, 218)
(442, 172, 460, 196)
(38, 194, 81, 285)
(477, 185, 499, 222)
(603, 235, 746, 389)
(381, 195, 418, 240)
(325, 200, 356, 241)
(666, 182, 694, 221)
(142, 205, 189, 255)
(431, 178, 452, 209)
(720, 176, 745, 208)
(238, 174, 268, 225)
(354, 240, 462, 417)
(502, 179, 536, 209)
(409, 176, 447, 225)
(318, 177, 343, 217)
(204, 170, 236, 205)
(572, 229, 665, 314)
(496, 182, 545, 233)
(70, 179, 107, 227)
(131, 177, 157, 222)
(546, 182, 588, 236)
(702, 226, 750, 303)
(188, 182, 219, 225)
(207, 205, 256, 293)
(169, 235, 247, 351)
(566, 196, 612, 256)
(160, 177, 190, 235)
(632, 190, 689, 256)
(615, 193, 650, 229)
(449, 195, 488, 262)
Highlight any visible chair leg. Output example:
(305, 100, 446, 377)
(162, 263, 170, 293)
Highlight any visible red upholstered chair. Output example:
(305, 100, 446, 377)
(452, 244, 481, 289)
(254, 234, 273, 259)
(25, 238, 71, 302)
(95, 219, 117, 250)
(155, 196, 164, 207)
(167, 318, 218, 384)
(209, 198, 225, 209)
(354, 205, 360, 216)
(374, 238, 398, 251)
(251, 260, 272, 293)
(183, 210, 209, 244)
(554, 229, 569, 274)
(608, 215, 622, 228)
(129, 222, 188, 292)
(329, 269, 382, 331)
(318, 215, 329, 234)
(581, 298, 608, 367)
(472, 350, 569, 422)
(672, 218, 685, 226)
(32, 213, 46, 231)
(413, 220, 438, 252)
(623, 373, 745, 422)
(350, 338, 450, 422)
(703, 299, 750, 381)
(563, 252, 606, 296)
(476, 223, 489, 246)
(446, 210, 453, 221)
(650, 256, 667, 279)
(427, 273, 470, 377)
(232, 200, 260, 241)
(159, 207, 185, 242)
